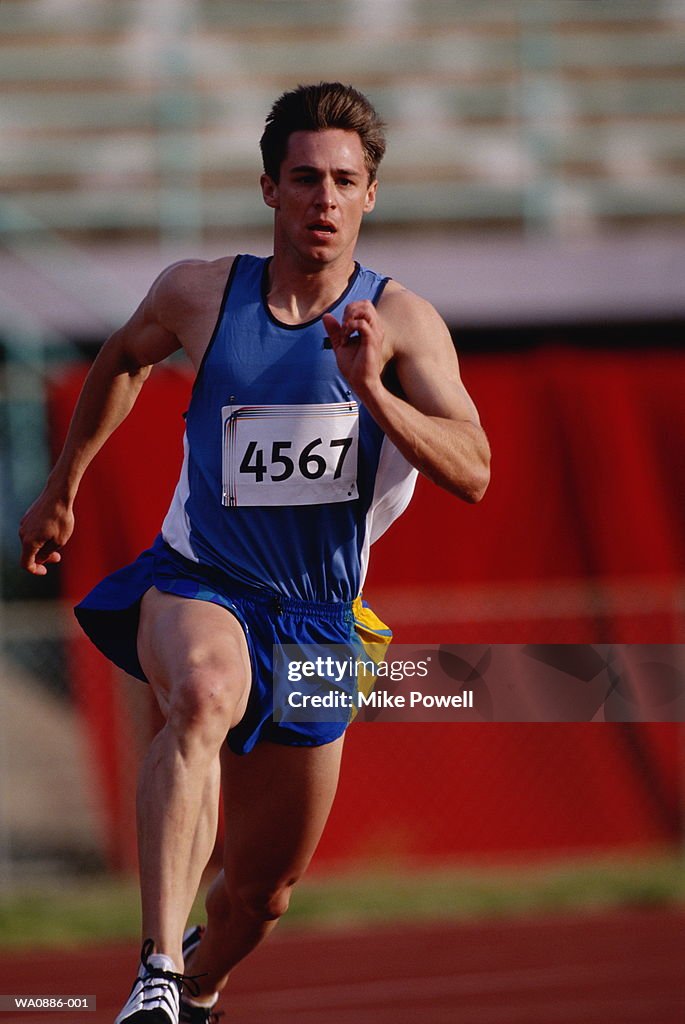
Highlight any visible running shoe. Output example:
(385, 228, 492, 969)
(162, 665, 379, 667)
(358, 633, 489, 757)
(179, 926, 222, 1023)
(114, 938, 202, 1024)
(181, 924, 205, 964)
(179, 1001, 223, 1023)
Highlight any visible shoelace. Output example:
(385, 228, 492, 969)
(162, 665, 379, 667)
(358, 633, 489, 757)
(141, 938, 207, 999)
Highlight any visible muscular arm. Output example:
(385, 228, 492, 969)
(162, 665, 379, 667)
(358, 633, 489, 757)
(323, 287, 490, 503)
(19, 264, 191, 574)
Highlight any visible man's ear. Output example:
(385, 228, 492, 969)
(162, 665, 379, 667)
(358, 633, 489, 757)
(261, 173, 279, 209)
(363, 178, 378, 214)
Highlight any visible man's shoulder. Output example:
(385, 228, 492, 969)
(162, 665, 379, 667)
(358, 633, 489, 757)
(152, 256, 237, 305)
(145, 256, 239, 336)
(377, 279, 442, 327)
(376, 278, 452, 360)
(142, 256, 241, 357)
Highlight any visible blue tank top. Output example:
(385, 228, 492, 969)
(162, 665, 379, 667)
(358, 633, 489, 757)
(161, 254, 417, 601)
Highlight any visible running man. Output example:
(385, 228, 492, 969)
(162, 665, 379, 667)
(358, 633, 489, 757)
(19, 83, 490, 1024)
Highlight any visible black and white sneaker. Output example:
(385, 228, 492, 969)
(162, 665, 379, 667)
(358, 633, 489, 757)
(179, 999, 222, 1023)
(114, 939, 202, 1024)
(181, 924, 205, 965)
(179, 926, 222, 1024)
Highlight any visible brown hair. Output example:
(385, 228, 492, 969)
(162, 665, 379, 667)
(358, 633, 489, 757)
(260, 82, 386, 183)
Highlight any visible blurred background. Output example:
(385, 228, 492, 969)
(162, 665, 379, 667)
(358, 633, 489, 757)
(0, 0, 684, 990)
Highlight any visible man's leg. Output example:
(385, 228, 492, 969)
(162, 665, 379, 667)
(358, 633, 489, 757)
(135, 587, 252, 970)
(185, 736, 344, 999)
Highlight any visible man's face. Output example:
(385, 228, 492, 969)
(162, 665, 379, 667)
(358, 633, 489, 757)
(261, 129, 378, 267)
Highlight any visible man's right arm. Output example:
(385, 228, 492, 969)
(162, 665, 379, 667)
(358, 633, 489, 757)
(19, 266, 185, 575)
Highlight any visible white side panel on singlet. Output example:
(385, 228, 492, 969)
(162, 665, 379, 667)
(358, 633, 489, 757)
(359, 435, 418, 589)
(161, 433, 198, 562)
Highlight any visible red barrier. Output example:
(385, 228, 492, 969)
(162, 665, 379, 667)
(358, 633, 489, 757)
(49, 349, 684, 869)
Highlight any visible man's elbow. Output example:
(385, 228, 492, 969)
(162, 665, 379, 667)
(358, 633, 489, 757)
(427, 461, 489, 503)
(459, 422, 490, 503)
(460, 465, 490, 504)
(457, 446, 491, 504)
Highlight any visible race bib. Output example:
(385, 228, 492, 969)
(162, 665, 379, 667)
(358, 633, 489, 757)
(222, 403, 359, 507)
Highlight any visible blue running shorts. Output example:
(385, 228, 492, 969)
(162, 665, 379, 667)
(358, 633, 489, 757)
(74, 536, 390, 755)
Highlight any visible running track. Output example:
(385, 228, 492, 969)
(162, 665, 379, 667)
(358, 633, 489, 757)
(1, 909, 683, 1023)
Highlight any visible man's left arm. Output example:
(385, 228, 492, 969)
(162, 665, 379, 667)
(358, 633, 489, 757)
(323, 289, 490, 503)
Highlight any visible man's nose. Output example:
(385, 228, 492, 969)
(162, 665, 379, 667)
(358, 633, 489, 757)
(315, 180, 336, 209)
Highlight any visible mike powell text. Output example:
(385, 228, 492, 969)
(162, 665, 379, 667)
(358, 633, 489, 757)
(287, 688, 475, 710)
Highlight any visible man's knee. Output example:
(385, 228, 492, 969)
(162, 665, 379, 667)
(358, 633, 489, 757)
(167, 663, 245, 751)
(138, 589, 251, 746)
(232, 878, 297, 923)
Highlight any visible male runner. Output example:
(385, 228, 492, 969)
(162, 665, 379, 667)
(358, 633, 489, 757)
(19, 83, 490, 1024)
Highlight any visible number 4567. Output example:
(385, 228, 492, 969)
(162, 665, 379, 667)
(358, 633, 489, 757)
(240, 438, 353, 482)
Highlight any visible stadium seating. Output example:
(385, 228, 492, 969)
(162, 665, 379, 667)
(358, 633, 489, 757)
(1, 0, 684, 237)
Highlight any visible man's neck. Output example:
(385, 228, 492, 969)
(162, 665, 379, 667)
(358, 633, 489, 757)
(266, 250, 357, 326)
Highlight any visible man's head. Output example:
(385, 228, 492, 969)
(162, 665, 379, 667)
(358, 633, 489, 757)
(260, 82, 386, 184)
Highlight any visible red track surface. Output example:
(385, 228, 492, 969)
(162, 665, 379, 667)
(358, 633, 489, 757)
(1, 909, 683, 1024)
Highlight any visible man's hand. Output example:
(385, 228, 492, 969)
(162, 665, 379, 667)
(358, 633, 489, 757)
(19, 493, 74, 576)
(322, 300, 386, 399)
(325, 284, 490, 503)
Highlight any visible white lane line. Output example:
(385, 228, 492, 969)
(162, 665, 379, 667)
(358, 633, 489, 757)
(226, 954, 676, 1013)
(254, 992, 685, 1024)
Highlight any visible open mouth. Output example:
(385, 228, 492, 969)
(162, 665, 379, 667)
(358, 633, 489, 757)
(307, 222, 337, 235)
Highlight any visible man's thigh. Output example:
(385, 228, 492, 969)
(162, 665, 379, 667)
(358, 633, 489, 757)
(137, 586, 251, 723)
(221, 737, 344, 890)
